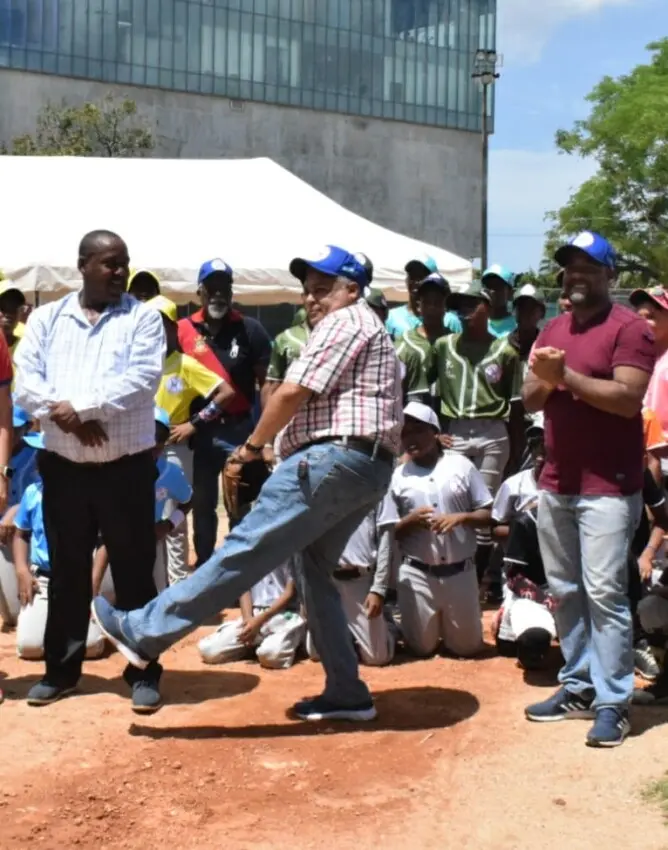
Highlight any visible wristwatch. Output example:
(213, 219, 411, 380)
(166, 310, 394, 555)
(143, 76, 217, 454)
(0, 465, 13, 480)
(244, 440, 263, 454)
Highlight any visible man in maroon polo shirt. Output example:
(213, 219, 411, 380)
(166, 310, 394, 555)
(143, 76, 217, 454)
(521, 231, 655, 748)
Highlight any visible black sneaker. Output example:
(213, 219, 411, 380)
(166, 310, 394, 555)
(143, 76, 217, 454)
(292, 695, 377, 722)
(634, 639, 660, 682)
(525, 686, 595, 722)
(27, 681, 77, 706)
(124, 664, 163, 715)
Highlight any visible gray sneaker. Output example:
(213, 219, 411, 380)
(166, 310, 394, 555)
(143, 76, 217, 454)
(27, 681, 76, 706)
(129, 680, 162, 714)
(634, 639, 660, 682)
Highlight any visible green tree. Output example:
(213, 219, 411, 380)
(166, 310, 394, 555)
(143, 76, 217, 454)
(2, 96, 154, 157)
(546, 39, 668, 283)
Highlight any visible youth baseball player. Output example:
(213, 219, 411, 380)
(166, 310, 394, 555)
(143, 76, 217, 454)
(306, 493, 398, 667)
(389, 401, 492, 657)
(198, 562, 305, 669)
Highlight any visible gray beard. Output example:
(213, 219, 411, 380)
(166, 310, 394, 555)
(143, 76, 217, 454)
(207, 304, 228, 320)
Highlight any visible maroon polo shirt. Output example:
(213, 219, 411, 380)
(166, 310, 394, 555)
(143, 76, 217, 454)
(536, 303, 655, 496)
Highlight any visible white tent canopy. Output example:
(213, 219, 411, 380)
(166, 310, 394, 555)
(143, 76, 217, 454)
(0, 156, 472, 305)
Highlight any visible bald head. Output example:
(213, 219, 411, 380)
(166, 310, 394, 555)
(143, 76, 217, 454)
(77, 230, 129, 308)
(78, 229, 124, 262)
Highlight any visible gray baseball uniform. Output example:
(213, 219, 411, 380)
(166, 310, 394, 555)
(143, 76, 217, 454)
(388, 451, 492, 657)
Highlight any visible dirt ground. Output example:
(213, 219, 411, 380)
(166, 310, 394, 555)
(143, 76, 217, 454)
(2, 610, 668, 850)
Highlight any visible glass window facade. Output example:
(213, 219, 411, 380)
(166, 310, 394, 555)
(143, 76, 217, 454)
(0, 0, 496, 131)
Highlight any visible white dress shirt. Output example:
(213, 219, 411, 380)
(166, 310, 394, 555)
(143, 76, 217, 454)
(389, 452, 493, 565)
(14, 292, 165, 464)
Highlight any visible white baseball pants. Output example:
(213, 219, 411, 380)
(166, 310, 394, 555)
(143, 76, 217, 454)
(198, 609, 305, 669)
(397, 560, 483, 657)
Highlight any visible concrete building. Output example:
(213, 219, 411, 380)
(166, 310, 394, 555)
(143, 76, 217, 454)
(0, 1, 496, 259)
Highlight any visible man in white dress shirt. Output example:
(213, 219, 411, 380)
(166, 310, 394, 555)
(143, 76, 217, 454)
(14, 230, 165, 712)
(389, 402, 492, 657)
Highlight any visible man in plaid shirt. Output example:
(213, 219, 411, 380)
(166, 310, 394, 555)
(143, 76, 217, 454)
(94, 245, 403, 722)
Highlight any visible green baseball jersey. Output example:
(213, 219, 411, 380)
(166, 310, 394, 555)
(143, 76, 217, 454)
(394, 328, 434, 397)
(434, 333, 521, 421)
(266, 323, 310, 382)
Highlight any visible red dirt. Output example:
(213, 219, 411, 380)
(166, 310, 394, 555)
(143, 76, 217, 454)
(2, 613, 668, 850)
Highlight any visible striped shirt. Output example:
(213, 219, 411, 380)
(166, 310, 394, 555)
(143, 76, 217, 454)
(434, 333, 521, 421)
(278, 300, 403, 458)
(266, 322, 310, 382)
(14, 292, 165, 464)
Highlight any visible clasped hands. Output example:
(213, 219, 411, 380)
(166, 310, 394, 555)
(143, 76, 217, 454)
(530, 347, 566, 387)
(48, 401, 108, 448)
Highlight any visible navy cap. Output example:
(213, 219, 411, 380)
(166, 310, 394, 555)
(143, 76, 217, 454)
(418, 272, 450, 295)
(554, 231, 616, 270)
(290, 245, 369, 287)
(198, 258, 234, 284)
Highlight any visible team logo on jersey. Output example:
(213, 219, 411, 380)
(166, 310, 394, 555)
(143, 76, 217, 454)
(484, 363, 502, 383)
(165, 376, 184, 394)
(156, 487, 168, 503)
(194, 335, 207, 353)
(449, 475, 467, 495)
(229, 339, 239, 359)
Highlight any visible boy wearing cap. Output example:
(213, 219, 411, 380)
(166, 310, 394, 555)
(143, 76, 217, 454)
(388, 402, 492, 657)
(0, 404, 43, 627)
(395, 273, 453, 405)
(149, 295, 235, 583)
(127, 269, 161, 302)
(386, 256, 461, 340)
(523, 230, 655, 748)
(177, 260, 272, 566)
(481, 265, 516, 339)
(434, 280, 522, 596)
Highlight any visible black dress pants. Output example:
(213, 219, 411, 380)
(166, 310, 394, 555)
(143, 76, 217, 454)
(39, 449, 159, 687)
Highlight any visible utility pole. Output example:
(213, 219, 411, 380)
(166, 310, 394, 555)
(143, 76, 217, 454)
(472, 49, 500, 272)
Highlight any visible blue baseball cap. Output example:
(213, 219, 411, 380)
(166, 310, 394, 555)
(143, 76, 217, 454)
(405, 254, 438, 279)
(417, 272, 450, 295)
(198, 258, 234, 284)
(154, 407, 171, 430)
(482, 264, 515, 288)
(12, 404, 31, 429)
(554, 231, 616, 270)
(289, 245, 369, 287)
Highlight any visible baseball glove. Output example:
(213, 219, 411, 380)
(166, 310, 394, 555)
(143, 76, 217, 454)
(222, 451, 272, 521)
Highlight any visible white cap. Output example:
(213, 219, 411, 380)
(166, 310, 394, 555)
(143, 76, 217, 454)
(403, 401, 440, 431)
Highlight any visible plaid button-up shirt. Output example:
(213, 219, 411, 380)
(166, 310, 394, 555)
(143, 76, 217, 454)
(14, 292, 165, 464)
(278, 300, 403, 459)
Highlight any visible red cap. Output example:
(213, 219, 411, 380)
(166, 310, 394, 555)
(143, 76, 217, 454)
(629, 286, 668, 311)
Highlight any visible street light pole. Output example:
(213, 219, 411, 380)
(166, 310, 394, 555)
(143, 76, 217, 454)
(472, 49, 500, 273)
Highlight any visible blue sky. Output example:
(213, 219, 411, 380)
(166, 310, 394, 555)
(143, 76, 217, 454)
(489, 0, 667, 273)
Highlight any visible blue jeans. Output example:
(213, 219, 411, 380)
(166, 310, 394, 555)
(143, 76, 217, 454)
(537, 490, 642, 708)
(192, 418, 253, 565)
(125, 442, 394, 706)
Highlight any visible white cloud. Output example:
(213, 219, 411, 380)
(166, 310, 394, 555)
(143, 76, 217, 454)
(498, 0, 636, 66)
(488, 148, 598, 270)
